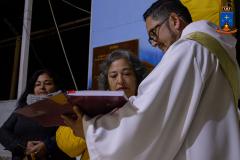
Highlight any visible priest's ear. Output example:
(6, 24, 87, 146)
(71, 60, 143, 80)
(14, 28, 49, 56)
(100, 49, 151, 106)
(169, 13, 181, 30)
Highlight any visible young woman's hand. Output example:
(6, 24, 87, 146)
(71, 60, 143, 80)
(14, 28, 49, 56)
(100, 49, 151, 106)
(62, 105, 85, 139)
(30, 142, 47, 157)
(24, 141, 40, 155)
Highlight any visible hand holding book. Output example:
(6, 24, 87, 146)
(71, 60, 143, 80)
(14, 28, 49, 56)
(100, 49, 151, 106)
(62, 105, 85, 139)
(14, 91, 128, 127)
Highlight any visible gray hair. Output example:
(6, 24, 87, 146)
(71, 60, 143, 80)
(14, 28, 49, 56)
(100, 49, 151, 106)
(98, 49, 148, 90)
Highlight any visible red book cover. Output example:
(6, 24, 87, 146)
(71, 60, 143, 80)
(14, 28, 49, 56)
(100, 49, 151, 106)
(14, 91, 128, 127)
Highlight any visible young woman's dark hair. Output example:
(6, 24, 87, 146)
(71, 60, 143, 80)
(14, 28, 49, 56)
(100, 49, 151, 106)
(17, 69, 66, 106)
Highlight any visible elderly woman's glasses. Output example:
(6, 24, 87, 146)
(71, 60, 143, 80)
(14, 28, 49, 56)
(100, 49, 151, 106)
(148, 14, 180, 45)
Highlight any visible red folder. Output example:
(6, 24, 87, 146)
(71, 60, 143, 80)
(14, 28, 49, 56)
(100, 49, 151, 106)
(14, 91, 128, 127)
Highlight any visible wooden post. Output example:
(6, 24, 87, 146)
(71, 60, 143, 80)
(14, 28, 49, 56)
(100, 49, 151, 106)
(3, 18, 21, 100)
(10, 37, 21, 99)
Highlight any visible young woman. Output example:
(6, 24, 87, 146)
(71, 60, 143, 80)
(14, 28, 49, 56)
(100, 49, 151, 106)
(0, 69, 75, 160)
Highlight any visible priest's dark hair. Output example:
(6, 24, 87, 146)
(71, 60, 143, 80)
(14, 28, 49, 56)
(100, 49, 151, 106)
(98, 49, 148, 91)
(17, 69, 66, 107)
(143, 0, 192, 24)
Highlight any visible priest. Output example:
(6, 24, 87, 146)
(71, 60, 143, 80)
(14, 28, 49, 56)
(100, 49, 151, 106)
(63, 0, 240, 159)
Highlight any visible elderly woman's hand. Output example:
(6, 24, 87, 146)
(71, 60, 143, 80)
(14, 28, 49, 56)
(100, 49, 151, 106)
(62, 105, 85, 139)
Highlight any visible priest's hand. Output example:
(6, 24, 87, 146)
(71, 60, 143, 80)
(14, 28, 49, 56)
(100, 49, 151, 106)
(62, 105, 85, 140)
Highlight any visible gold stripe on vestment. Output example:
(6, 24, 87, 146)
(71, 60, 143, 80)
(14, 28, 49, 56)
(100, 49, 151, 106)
(184, 32, 239, 124)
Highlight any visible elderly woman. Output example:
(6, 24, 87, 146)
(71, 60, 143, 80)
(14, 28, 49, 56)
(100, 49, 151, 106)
(57, 49, 148, 160)
(0, 69, 75, 160)
(98, 49, 148, 97)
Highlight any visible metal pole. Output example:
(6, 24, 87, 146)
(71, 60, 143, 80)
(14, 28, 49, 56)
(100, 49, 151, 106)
(87, 0, 93, 89)
(10, 37, 21, 99)
(17, 0, 33, 98)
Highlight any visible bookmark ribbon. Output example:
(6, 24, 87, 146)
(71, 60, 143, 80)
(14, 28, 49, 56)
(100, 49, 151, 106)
(67, 90, 75, 93)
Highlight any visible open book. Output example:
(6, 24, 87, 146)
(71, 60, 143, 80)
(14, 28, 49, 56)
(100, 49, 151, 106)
(14, 91, 128, 127)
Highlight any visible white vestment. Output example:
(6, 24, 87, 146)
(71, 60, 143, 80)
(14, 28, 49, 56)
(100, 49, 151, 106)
(83, 20, 240, 160)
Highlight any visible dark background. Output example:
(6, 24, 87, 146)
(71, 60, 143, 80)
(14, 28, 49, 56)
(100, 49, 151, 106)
(0, 0, 91, 100)
(0, 0, 240, 102)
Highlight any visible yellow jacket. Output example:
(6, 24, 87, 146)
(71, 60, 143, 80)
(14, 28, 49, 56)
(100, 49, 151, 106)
(56, 126, 90, 160)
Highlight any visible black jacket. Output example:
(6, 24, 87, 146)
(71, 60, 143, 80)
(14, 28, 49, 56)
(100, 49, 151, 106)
(0, 103, 76, 160)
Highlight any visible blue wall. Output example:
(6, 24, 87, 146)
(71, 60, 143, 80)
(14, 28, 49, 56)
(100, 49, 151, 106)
(87, 0, 163, 88)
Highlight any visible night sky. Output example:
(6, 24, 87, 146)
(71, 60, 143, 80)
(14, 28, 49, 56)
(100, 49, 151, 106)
(0, 0, 91, 100)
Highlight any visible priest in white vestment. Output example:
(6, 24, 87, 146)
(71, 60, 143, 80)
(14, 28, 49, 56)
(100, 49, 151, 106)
(63, 0, 240, 159)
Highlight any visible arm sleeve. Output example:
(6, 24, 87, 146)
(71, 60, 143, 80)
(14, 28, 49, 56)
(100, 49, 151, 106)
(42, 135, 56, 150)
(0, 113, 28, 157)
(83, 40, 211, 160)
(56, 126, 87, 157)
